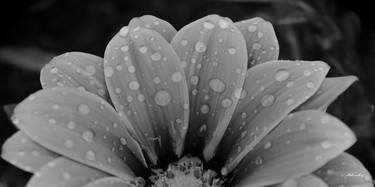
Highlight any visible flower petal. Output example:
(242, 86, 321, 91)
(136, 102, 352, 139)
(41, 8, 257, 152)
(1, 131, 59, 173)
(230, 110, 356, 187)
(297, 76, 358, 111)
(12, 87, 145, 180)
(40, 52, 109, 100)
(104, 26, 190, 163)
(128, 15, 177, 42)
(272, 175, 329, 187)
(314, 153, 373, 187)
(235, 17, 279, 68)
(26, 158, 109, 187)
(171, 15, 247, 159)
(83, 177, 136, 187)
(219, 60, 329, 173)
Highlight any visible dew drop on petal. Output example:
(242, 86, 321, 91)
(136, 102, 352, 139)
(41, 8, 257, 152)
(129, 81, 140, 90)
(248, 25, 257, 32)
(190, 76, 199, 85)
(200, 104, 210, 114)
(151, 52, 162, 61)
(50, 67, 58, 74)
(228, 47, 237, 55)
(67, 121, 76, 129)
(120, 45, 129, 52)
(78, 104, 90, 114)
(252, 43, 262, 50)
(139, 46, 148, 54)
(119, 27, 129, 37)
(306, 81, 315, 88)
(304, 70, 312, 76)
(233, 88, 242, 99)
(321, 141, 332, 149)
(85, 66, 96, 75)
(209, 79, 226, 93)
(320, 116, 330, 124)
(120, 137, 127, 145)
(82, 130, 95, 143)
(137, 94, 145, 102)
(195, 42, 207, 53)
(104, 67, 114, 77)
(153, 77, 161, 84)
(254, 156, 263, 165)
(199, 124, 207, 135)
(181, 40, 188, 46)
(171, 72, 183, 82)
(261, 94, 275, 107)
(154, 90, 171, 106)
(264, 142, 272, 150)
(203, 22, 215, 29)
(286, 81, 294, 88)
(221, 98, 233, 108)
(218, 19, 229, 29)
(64, 140, 74, 148)
(274, 69, 290, 82)
(286, 98, 294, 106)
(85, 150, 96, 161)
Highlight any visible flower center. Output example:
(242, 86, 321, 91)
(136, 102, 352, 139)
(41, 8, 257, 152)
(149, 155, 223, 187)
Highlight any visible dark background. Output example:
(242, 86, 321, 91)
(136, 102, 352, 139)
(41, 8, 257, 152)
(0, 0, 374, 186)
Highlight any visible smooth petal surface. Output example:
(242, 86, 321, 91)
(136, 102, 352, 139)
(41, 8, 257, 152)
(128, 15, 177, 42)
(12, 87, 145, 180)
(272, 175, 328, 187)
(314, 153, 373, 187)
(235, 17, 279, 68)
(104, 26, 189, 162)
(297, 76, 358, 111)
(219, 60, 329, 173)
(83, 177, 135, 187)
(171, 15, 247, 159)
(26, 158, 109, 187)
(231, 110, 356, 187)
(1, 131, 59, 173)
(40, 52, 109, 100)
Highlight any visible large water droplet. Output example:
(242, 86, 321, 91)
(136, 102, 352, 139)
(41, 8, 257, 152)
(200, 104, 210, 114)
(129, 81, 140, 90)
(274, 69, 290, 82)
(85, 150, 96, 161)
(78, 104, 90, 114)
(209, 79, 226, 93)
(261, 94, 275, 107)
(171, 72, 183, 82)
(82, 130, 95, 143)
(154, 90, 171, 106)
(151, 52, 161, 61)
(195, 42, 207, 53)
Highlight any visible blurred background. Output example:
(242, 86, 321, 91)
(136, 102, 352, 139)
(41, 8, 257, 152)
(0, 0, 374, 186)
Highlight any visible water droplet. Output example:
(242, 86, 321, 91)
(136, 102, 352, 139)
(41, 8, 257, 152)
(252, 43, 262, 50)
(257, 32, 263, 38)
(151, 52, 161, 61)
(171, 72, 183, 82)
(306, 81, 315, 88)
(218, 20, 229, 29)
(221, 98, 233, 108)
(286, 98, 294, 106)
(78, 104, 90, 114)
(274, 69, 290, 82)
(120, 45, 129, 52)
(139, 46, 148, 53)
(199, 124, 207, 135)
(304, 70, 312, 76)
(209, 79, 226, 93)
(228, 47, 237, 55)
(241, 112, 247, 118)
(234, 88, 242, 99)
(254, 156, 263, 165)
(261, 94, 275, 107)
(153, 77, 161, 84)
(190, 76, 199, 85)
(320, 116, 330, 124)
(286, 81, 294, 88)
(202, 22, 214, 30)
(137, 94, 145, 102)
(195, 42, 207, 53)
(50, 67, 58, 74)
(85, 150, 96, 161)
(67, 121, 76, 129)
(200, 104, 210, 114)
(129, 81, 140, 90)
(248, 25, 257, 32)
(52, 104, 59, 110)
(104, 67, 114, 77)
(64, 140, 74, 148)
(264, 142, 272, 149)
(63, 172, 71, 180)
(85, 66, 96, 75)
(119, 27, 129, 37)
(82, 130, 95, 142)
(181, 40, 188, 46)
(321, 141, 332, 149)
(120, 137, 127, 145)
(154, 90, 171, 106)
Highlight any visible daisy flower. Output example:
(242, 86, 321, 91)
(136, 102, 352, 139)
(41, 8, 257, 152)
(2, 15, 373, 187)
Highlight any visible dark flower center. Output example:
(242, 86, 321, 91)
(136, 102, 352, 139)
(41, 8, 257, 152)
(148, 155, 223, 187)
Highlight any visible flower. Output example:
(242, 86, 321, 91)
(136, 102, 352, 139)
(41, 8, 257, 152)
(1, 14, 373, 187)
